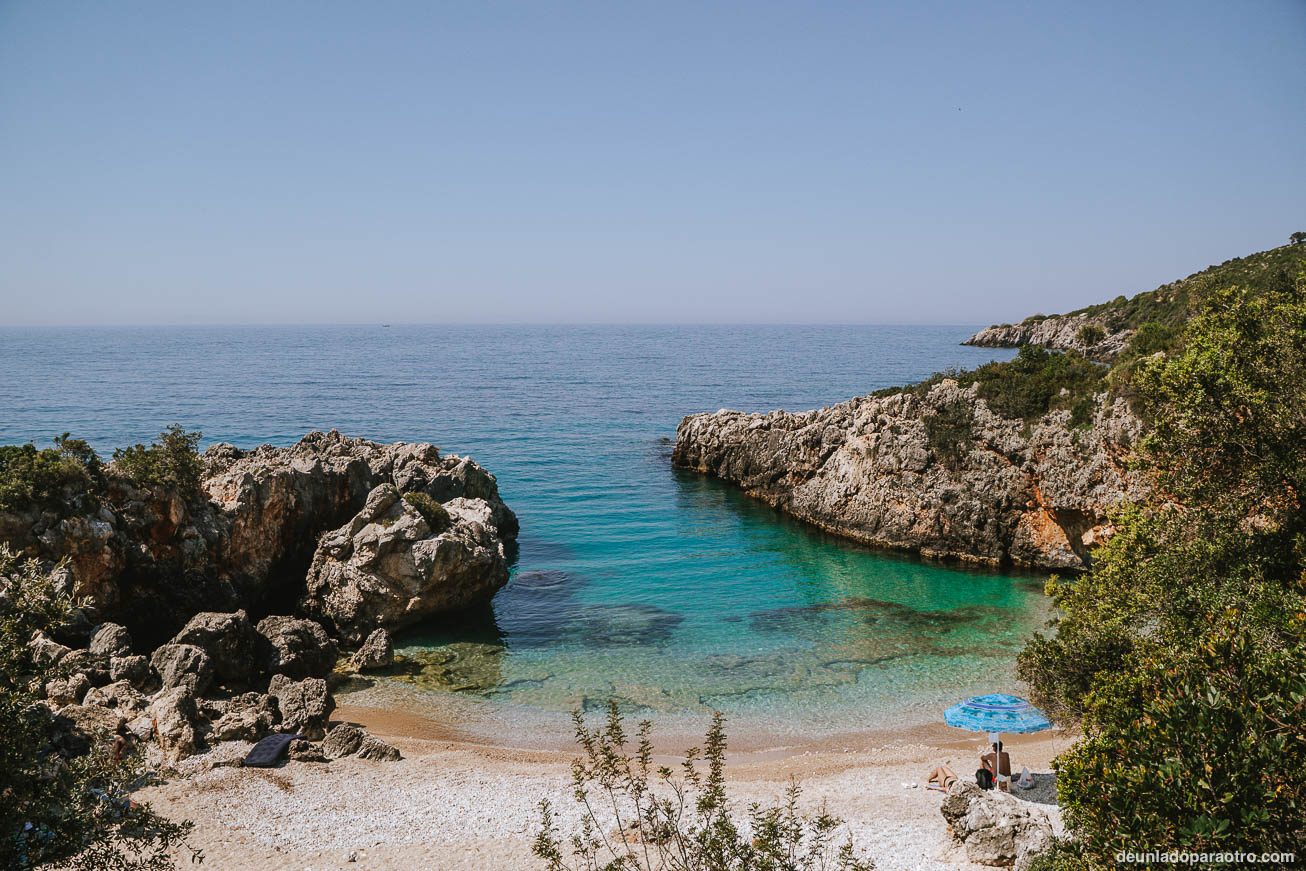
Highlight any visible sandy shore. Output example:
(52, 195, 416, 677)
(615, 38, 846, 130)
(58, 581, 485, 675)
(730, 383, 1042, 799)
(140, 701, 1070, 871)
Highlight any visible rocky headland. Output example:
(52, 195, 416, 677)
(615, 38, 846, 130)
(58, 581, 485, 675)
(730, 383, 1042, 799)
(1, 430, 517, 765)
(673, 380, 1144, 571)
(963, 315, 1130, 361)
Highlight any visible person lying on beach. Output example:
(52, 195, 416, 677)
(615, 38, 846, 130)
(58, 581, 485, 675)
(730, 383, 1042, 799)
(981, 741, 1012, 792)
(926, 764, 960, 792)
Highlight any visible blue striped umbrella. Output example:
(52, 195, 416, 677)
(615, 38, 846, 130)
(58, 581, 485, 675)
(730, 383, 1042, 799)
(945, 694, 1051, 786)
(944, 693, 1052, 734)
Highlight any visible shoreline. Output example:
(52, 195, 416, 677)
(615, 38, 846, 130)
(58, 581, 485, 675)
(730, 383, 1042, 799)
(141, 698, 1069, 871)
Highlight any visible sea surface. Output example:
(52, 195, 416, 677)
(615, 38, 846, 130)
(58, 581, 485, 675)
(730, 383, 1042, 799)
(0, 324, 1046, 734)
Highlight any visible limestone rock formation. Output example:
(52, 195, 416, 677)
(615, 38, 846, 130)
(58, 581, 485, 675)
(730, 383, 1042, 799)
(673, 380, 1145, 570)
(321, 723, 367, 758)
(255, 615, 338, 680)
(349, 628, 394, 671)
(149, 643, 214, 695)
(964, 315, 1131, 361)
(302, 484, 510, 642)
(149, 686, 201, 763)
(356, 735, 402, 761)
(0, 431, 518, 645)
(940, 783, 1054, 868)
(169, 610, 261, 687)
(268, 674, 333, 739)
(88, 622, 133, 657)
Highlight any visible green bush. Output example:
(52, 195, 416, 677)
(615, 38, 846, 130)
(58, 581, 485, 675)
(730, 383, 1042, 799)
(534, 702, 875, 871)
(1075, 323, 1106, 346)
(0, 434, 101, 514)
(0, 546, 197, 869)
(1017, 274, 1306, 865)
(110, 425, 203, 496)
(923, 399, 973, 471)
(972, 346, 1106, 422)
(402, 491, 452, 534)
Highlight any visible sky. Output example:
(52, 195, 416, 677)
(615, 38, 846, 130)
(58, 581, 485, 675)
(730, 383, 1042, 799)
(1, 1, 1303, 326)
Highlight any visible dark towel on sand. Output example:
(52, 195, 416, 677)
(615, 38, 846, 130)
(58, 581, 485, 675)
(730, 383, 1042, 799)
(242, 733, 303, 768)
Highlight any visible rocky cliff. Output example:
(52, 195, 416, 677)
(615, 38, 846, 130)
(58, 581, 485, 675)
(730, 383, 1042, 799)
(673, 381, 1144, 570)
(0, 430, 517, 646)
(963, 315, 1131, 361)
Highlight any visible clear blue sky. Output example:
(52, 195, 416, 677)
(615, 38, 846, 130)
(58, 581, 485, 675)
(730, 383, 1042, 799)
(2, 1, 1303, 325)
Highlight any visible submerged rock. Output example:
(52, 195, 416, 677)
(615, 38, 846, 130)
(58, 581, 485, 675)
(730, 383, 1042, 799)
(673, 380, 1143, 570)
(302, 484, 510, 643)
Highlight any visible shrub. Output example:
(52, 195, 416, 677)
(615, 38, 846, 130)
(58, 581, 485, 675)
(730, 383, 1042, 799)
(0, 546, 198, 869)
(0, 434, 101, 514)
(1075, 323, 1106, 346)
(111, 425, 203, 496)
(1017, 274, 1306, 865)
(534, 702, 875, 871)
(972, 346, 1105, 422)
(402, 491, 452, 534)
(923, 399, 973, 472)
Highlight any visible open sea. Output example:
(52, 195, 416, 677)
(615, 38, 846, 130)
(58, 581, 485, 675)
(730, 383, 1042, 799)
(0, 324, 1045, 736)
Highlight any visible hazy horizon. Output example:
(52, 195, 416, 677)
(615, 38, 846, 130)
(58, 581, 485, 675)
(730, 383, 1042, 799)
(2, 1, 1303, 326)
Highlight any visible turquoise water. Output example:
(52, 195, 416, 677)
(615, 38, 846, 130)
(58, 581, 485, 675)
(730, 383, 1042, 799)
(0, 325, 1042, 731)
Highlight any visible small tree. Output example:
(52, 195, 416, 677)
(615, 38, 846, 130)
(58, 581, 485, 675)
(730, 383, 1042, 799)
(1289, 231, 1306, 245)
(534, 702, 874, 871)
(111, 425, 204, 496)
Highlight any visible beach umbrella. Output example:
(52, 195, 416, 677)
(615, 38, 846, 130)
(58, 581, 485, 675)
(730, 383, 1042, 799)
(944, 693, 1051, 786)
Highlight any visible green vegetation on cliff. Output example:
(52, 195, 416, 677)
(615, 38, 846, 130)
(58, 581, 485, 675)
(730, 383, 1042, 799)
(0, 427, 203, 516)
(1019, 274, 1306, 866)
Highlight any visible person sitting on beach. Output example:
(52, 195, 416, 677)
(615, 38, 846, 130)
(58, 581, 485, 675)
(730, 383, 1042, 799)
(926, 764, 960, 793)
(982, 741, 1012, 792)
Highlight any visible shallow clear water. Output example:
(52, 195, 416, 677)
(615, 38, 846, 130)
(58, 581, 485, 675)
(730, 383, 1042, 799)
(0, 324, 1042, 731)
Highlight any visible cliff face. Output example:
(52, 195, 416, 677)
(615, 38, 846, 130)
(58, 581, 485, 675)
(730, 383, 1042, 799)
(673, 381, 1144, 570)
(0, 431, 517, 645)
(963, 315, 1131, 361)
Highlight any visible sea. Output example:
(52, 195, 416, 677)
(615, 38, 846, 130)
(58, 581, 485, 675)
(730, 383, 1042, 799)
(0, 324, 1047, 737)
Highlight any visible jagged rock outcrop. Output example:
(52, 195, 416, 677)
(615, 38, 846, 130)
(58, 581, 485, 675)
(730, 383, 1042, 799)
(964, 315, 1131, 361)
(673, 380, 1145, 570)
(267, 674, 333, 739)
(255, 615, 338, 680)
(0, 431, 518, 646)
(941, 783, 1054, 868)
(150, 643, 214, 694)
(302, 484, 511, 642)
(169, 610, 261, 687)
(349, 628, 393, 671)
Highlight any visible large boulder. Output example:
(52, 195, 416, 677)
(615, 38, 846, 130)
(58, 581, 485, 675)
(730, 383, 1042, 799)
(321, 723, 367, 758)
(109, 654, 151, 689)
(169, 610, 260, 687)
(82, 680, 147, 715)
(255, 615, 338, 680)
(209, 692, 280, 743)
(356, 735, 402, 761)
(349, 628, 393, 671)
(149, 643, 214, 695)
(88, 622, 133, 657)
(45, 673, 91, 707)
(940, 783, 1054, 869)
(148, 686, 201, 763)
(302, 485, 510, 642)
(267, 674, 333, 739)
